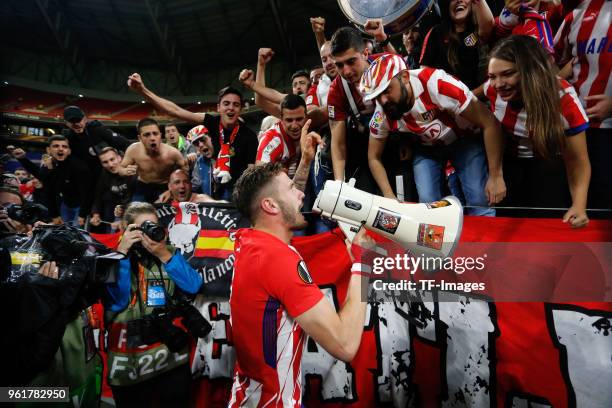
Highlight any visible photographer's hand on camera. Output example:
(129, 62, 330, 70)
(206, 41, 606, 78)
(39, 261, 59, 280)
(0, 207, 30, 234)
(117, 224, 142, 255)
(141, 233, 173, 263)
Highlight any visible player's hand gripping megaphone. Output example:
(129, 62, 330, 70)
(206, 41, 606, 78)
(313, 179, 463, 260)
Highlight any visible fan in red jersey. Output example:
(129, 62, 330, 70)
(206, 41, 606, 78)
(359, 53, 506, 212)
(256, 95, 308, 178)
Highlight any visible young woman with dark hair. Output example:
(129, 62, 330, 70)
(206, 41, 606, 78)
(485, 35, 591, 227)
(420, 0, 495, 91)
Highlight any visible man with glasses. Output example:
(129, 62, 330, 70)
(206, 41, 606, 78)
(186, 125, 215, 197)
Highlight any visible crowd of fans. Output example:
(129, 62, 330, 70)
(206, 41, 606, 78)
(2, 0, 610, 233)
(0, 0, 610, 406)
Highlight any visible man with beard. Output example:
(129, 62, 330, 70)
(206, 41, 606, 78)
(361, 54, 506, 212)
(128, 73, 258, 201)
(156, 169, 214, 204)
(11, 136, 92, 225)
(229, 161, 374, 407)
(118, 117, 187, 203)
(90, 147, 136, 232)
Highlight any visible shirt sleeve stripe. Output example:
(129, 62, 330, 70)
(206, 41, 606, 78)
(565, 122, 589, 136)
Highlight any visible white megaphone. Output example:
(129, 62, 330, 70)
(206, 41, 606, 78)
(313, 179, 463, 260)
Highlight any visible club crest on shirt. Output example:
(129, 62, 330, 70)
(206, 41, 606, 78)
(297, 260, 313, 284)
(420, 110, 436, 122)
(306, 95, 313, 105)
(328, 105, 335, 119)
(464, 33, 478, 47)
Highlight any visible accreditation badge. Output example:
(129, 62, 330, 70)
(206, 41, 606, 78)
(146, 279, 167, 307)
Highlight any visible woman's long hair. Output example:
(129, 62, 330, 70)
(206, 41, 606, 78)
(439, 0, 479, 72)
(490, 35, 565, 159)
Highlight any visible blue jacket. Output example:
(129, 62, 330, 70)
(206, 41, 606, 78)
(106, 253, 202, 312)
(191, 155, 213, 196)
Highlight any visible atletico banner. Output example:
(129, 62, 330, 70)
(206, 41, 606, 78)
(94, 207, 612, 407)
(156, 202, 249, 297)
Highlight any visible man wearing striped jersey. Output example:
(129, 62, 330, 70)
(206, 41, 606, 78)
(361, 54, 506, 212)
(554, 0, 612, 209)
(256, 95, 308, 178)
(229, 162, 374, 407)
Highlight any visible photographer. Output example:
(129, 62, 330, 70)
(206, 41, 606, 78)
(0, 191, 54, 384)
(1, 189, 103, 407)
(105, 202, 202, 407)
(0, 186, 31, 235)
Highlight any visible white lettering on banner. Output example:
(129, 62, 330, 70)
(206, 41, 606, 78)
(437, 293, 496, 408)
(371, 290, 494, 407)
(191, 296, 235, 379)
(510, 394, 551, 408)
(302, 286, 356, 401)
(372, 301, 416, 407)
(182, 287, 609, 406)
(203, 254, 235, 283)
(548, 305, 612, 408)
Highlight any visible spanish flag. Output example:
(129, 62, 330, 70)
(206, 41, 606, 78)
(194, 229, 235, 258)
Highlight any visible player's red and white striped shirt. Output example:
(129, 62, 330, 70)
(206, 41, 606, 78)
(229, 229, 323, 408)
(256, 122, 299, 175)
(554, 0, 612, 129)
(369, 67, 477, 145)
(484, 78, 589, 158)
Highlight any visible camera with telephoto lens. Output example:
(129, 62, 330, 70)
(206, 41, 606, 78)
(127, 302, 212, 352)
(132, 220, 165, 242)
(6, 203, 48, 225)
(3, 224, 121, 313)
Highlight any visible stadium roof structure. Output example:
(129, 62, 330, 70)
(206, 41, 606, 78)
(0, 0, 349, 99)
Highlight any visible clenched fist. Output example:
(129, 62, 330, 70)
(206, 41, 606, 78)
(310, 17, 325, 33)
(364, 18, 387, 42)
(258, 48, 275, 65)
(127, 73, 146, 94)
(239, 69, 255, 89)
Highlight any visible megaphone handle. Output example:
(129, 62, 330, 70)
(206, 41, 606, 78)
(338, 221, 361, 241)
